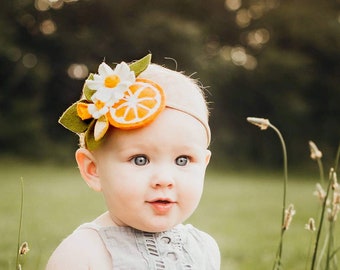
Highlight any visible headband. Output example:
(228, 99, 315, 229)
(59, 54, 210, 150)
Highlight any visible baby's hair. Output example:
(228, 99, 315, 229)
(78, 63, 210, 149)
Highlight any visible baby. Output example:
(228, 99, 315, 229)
(46, 54, 220, 269)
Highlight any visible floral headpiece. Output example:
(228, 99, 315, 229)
(59, 54, 166, 150)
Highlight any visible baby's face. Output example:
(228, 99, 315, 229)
(94, 108, 211, 232)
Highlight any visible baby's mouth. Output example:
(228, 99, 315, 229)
(155, 200, 170, 204)
(148, 197, 174, 204)
(148, 199, 175, 214)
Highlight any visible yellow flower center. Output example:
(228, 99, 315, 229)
(105, 75, 120, 88)
(95, 100, 106, 110)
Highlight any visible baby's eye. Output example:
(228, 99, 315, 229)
(175, 156, 190, 166)
(131, 155, 149, 166)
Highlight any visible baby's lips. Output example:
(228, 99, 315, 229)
(147, 199, 176, 214)
(148, 197, 176, 204)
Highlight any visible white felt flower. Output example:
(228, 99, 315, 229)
(87, 100, 109, 119)
(86, 61, 135, 106)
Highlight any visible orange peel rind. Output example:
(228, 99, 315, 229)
(108, 78, 165, 129)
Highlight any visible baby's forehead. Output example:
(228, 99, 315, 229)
(102, 108, 208, 151)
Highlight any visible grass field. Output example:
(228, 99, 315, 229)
(0, 160, 339, 270)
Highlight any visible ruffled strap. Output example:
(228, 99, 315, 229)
(74, 221, 102, 232)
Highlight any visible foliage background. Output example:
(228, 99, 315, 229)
(0, 0, 339, 168)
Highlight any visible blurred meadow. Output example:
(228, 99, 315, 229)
(1, 160, 339, 270)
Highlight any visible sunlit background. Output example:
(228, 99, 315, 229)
(1, 0, 339, 168)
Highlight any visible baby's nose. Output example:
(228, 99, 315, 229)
(150, 168, 175, 189)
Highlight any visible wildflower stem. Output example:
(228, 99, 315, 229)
(325, 167, 339, 270)
(269, 123, 288, 270)
(325, 221, 335, 270)
(311, 174, 333, 270)
(247, 118, 289, 270)
(317, 158, 325, 186)
(316, 232, 329, 270)
(269, 124, 288, 225)
(329, 246, 340, 260)
(15, 178, 24, 270)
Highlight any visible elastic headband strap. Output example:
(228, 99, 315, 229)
(166, 103, 211, 146)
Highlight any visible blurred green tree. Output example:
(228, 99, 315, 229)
(0, 0, 339, 167)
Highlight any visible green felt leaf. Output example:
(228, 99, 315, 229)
(58, 102, 89, 133)
(83, 73, 96, 101)
(85, 120, 103, 150)
(129, 54, 152, 77)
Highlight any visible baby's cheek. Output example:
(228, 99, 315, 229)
(182, 179, 203, 203)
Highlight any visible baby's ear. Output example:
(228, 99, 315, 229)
(75, 148, 102, 192)
(205, 150, 211, 166)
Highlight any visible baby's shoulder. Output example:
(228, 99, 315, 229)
(182, 224, 218, 245)
(181, 224, 221, 268)
(46, 225, 111, 270)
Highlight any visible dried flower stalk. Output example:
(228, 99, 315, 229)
(283, 204, 295, 230)
(305, 218, 316, 232)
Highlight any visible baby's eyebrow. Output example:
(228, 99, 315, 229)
(116, 145, 149, 155)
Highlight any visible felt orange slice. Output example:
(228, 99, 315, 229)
(108, 78, 165, 129)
